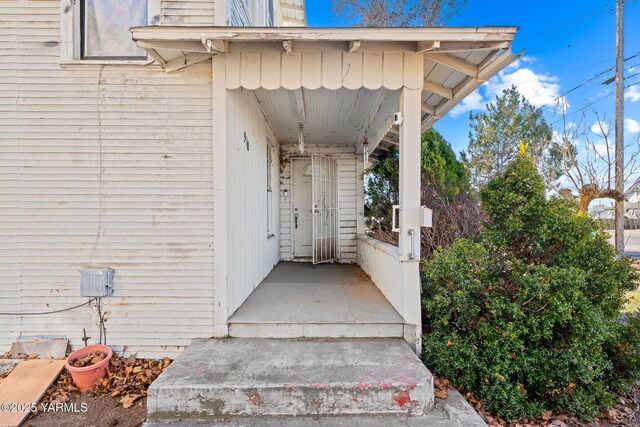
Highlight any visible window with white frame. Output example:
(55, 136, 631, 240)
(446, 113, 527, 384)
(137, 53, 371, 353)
(267, 141, 275, 236)
(80, 0, 148, 60)
(61, 0, 158, 63)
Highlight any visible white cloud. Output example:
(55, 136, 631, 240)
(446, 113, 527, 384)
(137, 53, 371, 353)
(590, 120, 610, 136)
(625, 118, 640, 133)
(484, 67, 563, 109)
(448, 56, 564, 118)
(591, 139, 612, 157)
(626, 85, 640, 102)
(450, 90, 485, 117)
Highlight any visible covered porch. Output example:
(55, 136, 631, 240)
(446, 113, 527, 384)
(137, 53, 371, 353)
(229, 261, 404, 338)
(131, 26, 520, 352)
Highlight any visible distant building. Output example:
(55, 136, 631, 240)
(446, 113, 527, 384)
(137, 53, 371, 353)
(590, 178, 640, 229)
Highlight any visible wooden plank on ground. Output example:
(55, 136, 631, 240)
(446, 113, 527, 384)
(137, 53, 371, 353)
(0, 359, 65, 427)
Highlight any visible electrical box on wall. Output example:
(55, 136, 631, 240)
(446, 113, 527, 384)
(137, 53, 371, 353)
(80, 268, 114, 297)
(421, 206, 433, 228)
(392, 205, 401, 232)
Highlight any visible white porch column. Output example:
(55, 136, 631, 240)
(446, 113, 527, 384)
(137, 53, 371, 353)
(212, 55, 229, 336)
(356, 157, 365, 235)
(398, 87, 422, 261)
(398, 84, 423, 353)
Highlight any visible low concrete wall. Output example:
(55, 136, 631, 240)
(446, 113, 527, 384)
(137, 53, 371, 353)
(356, 236, 404, 316)
(356, 235, 421, 352)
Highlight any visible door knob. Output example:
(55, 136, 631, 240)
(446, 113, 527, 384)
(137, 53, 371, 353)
(294, 212, 299, 229)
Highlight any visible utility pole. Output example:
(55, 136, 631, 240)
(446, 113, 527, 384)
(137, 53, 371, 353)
(614, 0, 625, 252)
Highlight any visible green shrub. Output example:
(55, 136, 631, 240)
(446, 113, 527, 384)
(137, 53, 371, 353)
(422, 152, 640, 421)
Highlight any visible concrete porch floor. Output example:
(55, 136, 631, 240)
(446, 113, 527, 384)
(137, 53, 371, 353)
(228, 262, 405, 338)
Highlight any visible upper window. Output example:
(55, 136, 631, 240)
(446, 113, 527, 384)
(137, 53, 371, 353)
(81, 0, 148, 60)
(228, 0, 276, 26)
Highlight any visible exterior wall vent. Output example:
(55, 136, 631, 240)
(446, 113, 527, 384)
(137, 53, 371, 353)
(80, 268, 114, 297)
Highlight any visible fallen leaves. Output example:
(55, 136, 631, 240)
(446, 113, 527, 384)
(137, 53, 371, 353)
(0, 369, 10, 386)
(120, 394, 141, 409)
(0, 351, 39, 360)
(70, 351, 106, 368)
(41, 353, 172, 409)
(433, 375, 450, 400)
(461, 383, 640, 427)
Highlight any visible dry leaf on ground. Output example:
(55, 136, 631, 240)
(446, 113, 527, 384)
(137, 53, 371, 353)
(40, 353, 172, 409)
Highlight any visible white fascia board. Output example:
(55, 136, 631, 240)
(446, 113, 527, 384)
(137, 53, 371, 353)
(131, 26, 518, 44)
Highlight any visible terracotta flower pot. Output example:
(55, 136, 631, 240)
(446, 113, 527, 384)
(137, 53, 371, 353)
(65, 344, 112, 392)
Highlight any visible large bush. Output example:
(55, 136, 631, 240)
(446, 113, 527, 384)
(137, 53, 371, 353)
(422, 152, 640, 421)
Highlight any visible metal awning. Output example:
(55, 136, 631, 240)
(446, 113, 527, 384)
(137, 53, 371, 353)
(130, 26, 521, 159)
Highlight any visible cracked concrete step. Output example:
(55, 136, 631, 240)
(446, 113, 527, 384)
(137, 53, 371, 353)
(147, 338, 433, 422)
(144, 390, 486, 427)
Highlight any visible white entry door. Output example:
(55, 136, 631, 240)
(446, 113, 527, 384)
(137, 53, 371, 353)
(311, 154, 338, 264)
(292, 159, 313, 258)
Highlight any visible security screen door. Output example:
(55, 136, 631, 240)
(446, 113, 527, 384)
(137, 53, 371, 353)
(311, 154, 338, 264)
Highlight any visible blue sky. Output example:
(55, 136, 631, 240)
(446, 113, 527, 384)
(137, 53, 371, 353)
(305, 0, 640, 162)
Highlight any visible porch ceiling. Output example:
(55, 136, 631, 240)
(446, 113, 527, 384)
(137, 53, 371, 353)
(253, 87, 400, 147)
(131, 26, 521, 160)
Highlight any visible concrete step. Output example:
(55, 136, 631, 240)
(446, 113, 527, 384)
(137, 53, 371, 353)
(228, 322, 404, 338)
(147, 338, 433, 422)
(144, 389, 486, 426)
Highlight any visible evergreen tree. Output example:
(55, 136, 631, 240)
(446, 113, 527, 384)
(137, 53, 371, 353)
(465, 86, 555, 187)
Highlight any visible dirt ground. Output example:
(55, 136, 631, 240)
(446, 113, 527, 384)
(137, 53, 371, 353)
(25, 394, 147, 427)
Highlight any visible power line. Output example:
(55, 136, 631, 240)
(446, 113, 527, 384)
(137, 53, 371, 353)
(520, 3, 613, 51)
(519, 3, 610, 42)
(548, 81, 639, 126)
(527, 51, 640, 109)
(550, 52, 640, 103)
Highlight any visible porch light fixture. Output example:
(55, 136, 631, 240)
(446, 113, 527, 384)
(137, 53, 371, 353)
(362, 138, 369, 164)
(298, 122, 305, 154)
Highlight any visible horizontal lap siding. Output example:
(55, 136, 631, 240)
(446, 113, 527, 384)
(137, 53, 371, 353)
(226, 89, 280, 315)
(161, 0, 215, 25)
(279, 145, 357, 263)
(0, 1, 214, 358)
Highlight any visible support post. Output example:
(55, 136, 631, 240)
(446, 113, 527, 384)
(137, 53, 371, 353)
(398, 87, 422, 261)
(356, 157, 365, 235)
(614, 0, 625, 252)
(398, 86, 423, 353)
(212, 55, 229, 336)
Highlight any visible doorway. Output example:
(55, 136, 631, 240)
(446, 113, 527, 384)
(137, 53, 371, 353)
(291, 155, 339, 263)
(292, 158, 313, 259)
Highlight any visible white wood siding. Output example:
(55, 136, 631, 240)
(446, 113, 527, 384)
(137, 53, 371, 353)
(226, 88, 280, 315)
(161, 0, 216, 25)
(279, 145, 357, 263)
(228, 0, 275, 26)
(0, 0, 214, 358)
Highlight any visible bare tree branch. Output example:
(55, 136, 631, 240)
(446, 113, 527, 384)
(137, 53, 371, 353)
(332, 0, 467, 27)
(551, 106, 639, 211)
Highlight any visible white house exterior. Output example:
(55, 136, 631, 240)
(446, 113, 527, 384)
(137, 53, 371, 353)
(0, 0, 519, 358)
